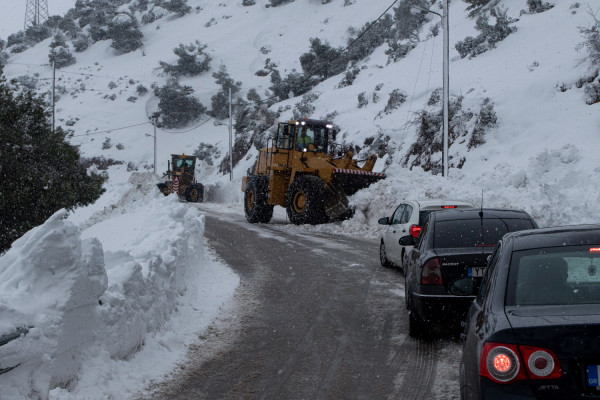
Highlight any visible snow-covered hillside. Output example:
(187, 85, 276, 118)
(1, 0, 600, 397)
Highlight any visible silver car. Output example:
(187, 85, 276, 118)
(378, 200, 476, 274)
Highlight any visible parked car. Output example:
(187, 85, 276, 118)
(460, 225, 600, 400)
(403, 208, 537, 338)
(378, 200, 475, 273)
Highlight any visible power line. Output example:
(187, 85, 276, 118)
(161, 116, 214, 133)
(71, 121, 151, 137)
(257, 0, 401, 105)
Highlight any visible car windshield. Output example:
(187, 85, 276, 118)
(506, 245, 600, 306)
(433, 218, 534, 248)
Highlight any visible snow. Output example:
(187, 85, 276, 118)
(1, 0, 600, 398)
(0, 172, 239, 399)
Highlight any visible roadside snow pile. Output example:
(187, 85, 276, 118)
(0, 172, 239, 399)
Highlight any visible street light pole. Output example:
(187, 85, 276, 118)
(410, 0, 449, 177)
(442, 0, 449, 178)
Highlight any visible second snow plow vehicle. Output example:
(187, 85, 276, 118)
(242, 119, 385, 225)
(157, 154, 204, 202)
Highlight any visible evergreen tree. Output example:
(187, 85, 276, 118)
(160, 41, 211, 77)
(0, 68, 105, 252)
(154, 78, 206, 128)
(107, 14, 144, 53)
(210, 65, 242, 120)
(48, 33, 76, 68)
(161, 0, 192, 17)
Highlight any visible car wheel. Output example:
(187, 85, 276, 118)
(379, 241, 392, 268)
(409, 307, 424, 339)
(459, 362, 467, 400)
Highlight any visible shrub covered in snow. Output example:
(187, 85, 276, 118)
(154, 78, 206, 128)
(210, 64, 242, 120)
(160, 41, 212, 77)
(455, 7, 517, 59)
(577, 11, 600, 68)
(107, 14, 144, 54)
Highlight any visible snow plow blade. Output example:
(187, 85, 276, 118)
(331, 168, 386, 196)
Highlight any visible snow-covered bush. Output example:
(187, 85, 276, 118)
(242, 0, 256, 5)
(107, 14, 143, 54)
(468, 98, 497, 148)
(525, 0, 554, 14)
(160, 0, 191, 17)
(269, 69, 316, 101)
(293, 92, 319, 119)
(136, 84, 148, 95)
(299, 38, 347, 80)
(210, 64, 242, 120)
(383, 89, 407, 114)
(194, 143, 221, 166)
(455, 7, 517, 59)
(584, 82, 600, 105)
(577, 11, 600, 67)
(154, 78, 206, 128)
(160, 41, 212, 77)
(338, 67, 360, 88)
(48, 33, 76, 68)
(268, 0, 294, 7)
(358, 92, 368, 108)
(73, 35, 90, 52)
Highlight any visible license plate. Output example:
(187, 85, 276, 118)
(587, 365, 600, 387)
(468, 267, 485, 278)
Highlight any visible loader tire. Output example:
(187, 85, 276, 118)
(185, 184, 203, 203)
(286, 175, 327, 225)
(245, 176, 273, 223)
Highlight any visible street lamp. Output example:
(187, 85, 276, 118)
(410, 0, 449, 177)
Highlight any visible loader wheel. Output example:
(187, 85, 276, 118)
(185, 184, 203, 203)
(245, 176, 273, 223)
(286, 175, 327, 225)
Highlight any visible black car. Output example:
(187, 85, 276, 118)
(460, 225, 600, 400)
(402, 208, 537, 338)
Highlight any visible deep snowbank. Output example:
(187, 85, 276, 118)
(0, 173, 239, 399)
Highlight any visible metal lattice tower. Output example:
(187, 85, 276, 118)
(24, 0, 49, 30)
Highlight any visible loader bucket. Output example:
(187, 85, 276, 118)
(331, 168, 386, 197)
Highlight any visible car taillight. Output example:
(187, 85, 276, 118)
(480, 342, 562, 384)
(519, 345, 562, 379)
(409, 224, 421, 238)
(421, 258, 442, 285)
(441, 205, 457, 208)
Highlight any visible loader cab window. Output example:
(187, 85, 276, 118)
(276, 123, 293, 150)
(295, 125, 328, 152)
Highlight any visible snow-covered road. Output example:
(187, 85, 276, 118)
(144, 205, 462, 400)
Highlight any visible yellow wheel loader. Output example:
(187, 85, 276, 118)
(242, 119, 385, 225)
(157, 154, 204, 202)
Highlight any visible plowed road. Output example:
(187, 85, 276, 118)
(146, 205, 462, 400)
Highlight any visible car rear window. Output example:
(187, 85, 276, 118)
(433, 218, 534, 248)
(506, 245, 600, 306)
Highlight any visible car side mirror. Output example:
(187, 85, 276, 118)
(378, 217, 390, 225)
(399, 235, 415, 246)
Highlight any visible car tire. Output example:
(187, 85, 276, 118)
(408, 307, 425, 339)
(401, 250, 409, 275)
(380, 241, 392, 268)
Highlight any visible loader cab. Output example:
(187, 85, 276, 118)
(171, 154, 196, 177)
(275, 120, 334, 154)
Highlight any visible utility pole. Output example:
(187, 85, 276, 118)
(51, 61, 55, 133)
(153, 114, 158, 175)
(228, 88, 233, 182)
(24, 0, 49, 29)
(442, 0, 449, 178)
(410, 0, 449, 177)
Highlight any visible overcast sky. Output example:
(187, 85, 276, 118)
(0, 0, 75, 40)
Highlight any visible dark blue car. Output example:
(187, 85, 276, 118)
(460, 225, 600, 399)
